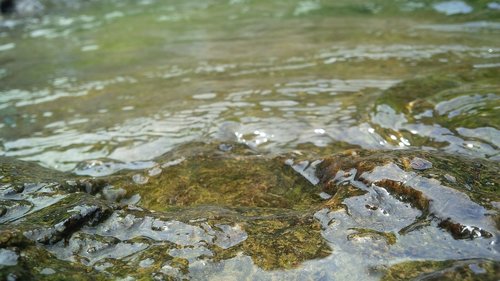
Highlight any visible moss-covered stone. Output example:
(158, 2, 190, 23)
(374, 67, 500, 129)
(382, 259, 500, 281)
(1, 141, 499, 279)
(0, 242, 108, 281)
(107, 142, 321, 212)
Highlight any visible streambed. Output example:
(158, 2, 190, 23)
(0, 0, 499, 280)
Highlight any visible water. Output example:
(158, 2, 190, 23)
(0, 0, 499, 280)
(0, 0, 498, 171)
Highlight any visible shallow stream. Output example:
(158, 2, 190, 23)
(0, 0, 499, 280)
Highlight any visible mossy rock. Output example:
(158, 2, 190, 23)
(382, 259, 500, 281)
(1, 141, 499, 279)
(109, 142, 323, 212)
(374, 67, 499, 127)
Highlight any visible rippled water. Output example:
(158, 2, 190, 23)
(0, 0, 499, 280)
(0, 0, 498, 171)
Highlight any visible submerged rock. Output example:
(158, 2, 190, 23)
(0, 142, 499, 279)
(371, 68, 500, 161)
(409, 157, 432, 170)
(107, 142, 322, 211)
(382, 259, 499, 280)
(0, 0, 43, 16)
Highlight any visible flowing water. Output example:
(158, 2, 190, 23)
(0, 0, 499, 280)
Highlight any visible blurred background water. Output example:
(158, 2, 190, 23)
(1, 1, 500, 280)
(0, 0, 498, 172)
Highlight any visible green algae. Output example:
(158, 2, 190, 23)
(347, 228, 397, 245)
(382, 259, 500, 281)
(375, 76, 458, 117)
(319, 149, 499, 210)
(1, 141, 499, 279)
(212, 215, 330, 270)
(0, 229, 107, 281)
(1, 1, 500, 279)
(375, 68, 499, 120)
(110, 142, 322, 211)
(0, 156, 68, 186)
(0, 142, 333, 276)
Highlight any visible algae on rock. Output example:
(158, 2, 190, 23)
(1, 141, 499, 280)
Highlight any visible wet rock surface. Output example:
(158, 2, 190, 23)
(1, 1, 499, 277)
(0, 141, 499, 280)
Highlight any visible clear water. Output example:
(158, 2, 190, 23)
(1, 0, 498, 171)
(0, 0, 499, 280)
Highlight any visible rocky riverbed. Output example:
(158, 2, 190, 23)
(1, 0, 499, 280)
(1, 140, 499, 280)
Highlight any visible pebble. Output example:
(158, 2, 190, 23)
(410, 157, 432, 170)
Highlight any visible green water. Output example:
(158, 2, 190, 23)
(0, 0, 499, 280)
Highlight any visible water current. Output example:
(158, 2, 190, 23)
(0, 0, 499, 280)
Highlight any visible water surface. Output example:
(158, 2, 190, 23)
(0, 0, 499, 280)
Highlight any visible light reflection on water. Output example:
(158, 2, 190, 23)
(0, 0, 499, 171)
(1, 69, 498, 170)
(0, 2, 498, 279)
(1, 77, 401, 170)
